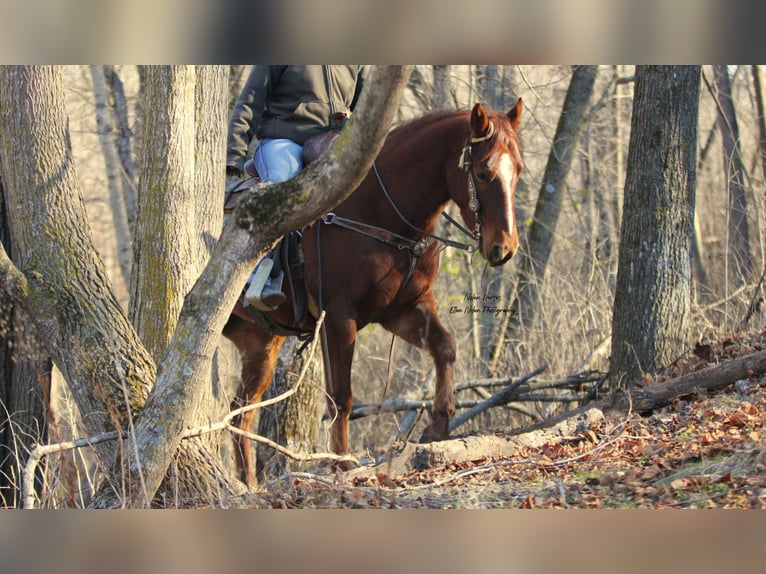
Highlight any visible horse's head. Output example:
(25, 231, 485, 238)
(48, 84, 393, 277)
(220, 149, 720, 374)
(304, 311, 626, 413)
(454, 100, 523, 266)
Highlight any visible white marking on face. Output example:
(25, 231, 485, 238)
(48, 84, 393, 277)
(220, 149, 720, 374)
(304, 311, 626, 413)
(496, 152, 516, 232)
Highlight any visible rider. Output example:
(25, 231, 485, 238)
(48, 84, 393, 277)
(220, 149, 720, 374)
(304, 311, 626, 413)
(226, 65, 368, 310)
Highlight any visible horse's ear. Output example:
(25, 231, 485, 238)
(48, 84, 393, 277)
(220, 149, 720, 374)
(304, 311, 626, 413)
(470, 103, 491, 139)
(507, 98, 522, 131)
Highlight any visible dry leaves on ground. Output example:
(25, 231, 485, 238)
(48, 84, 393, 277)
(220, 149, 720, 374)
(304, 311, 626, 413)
(240, 332, 766, 509)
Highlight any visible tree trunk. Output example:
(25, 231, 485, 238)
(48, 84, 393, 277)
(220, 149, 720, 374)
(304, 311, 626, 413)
(90, 65, 132, 290)
(506, 65, 598, 332)
(752, 65, 766, 182)
(432, 65, 451, 109)
(0, 177, 52, 508)
(609, 65, 700, 389)
(256, 337, 323, 479)
(227, 65, 248, 111)
(714, 65, 752, 286)
(103, 65, 137, 236)
(0, 66, 155, 474)
(129, 66, 199, 359)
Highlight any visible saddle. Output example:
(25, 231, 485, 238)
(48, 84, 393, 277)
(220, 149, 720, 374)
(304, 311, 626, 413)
(223, 131, 341, 335)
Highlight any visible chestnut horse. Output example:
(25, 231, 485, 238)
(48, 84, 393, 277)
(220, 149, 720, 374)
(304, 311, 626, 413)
(223, 101, 523, 486)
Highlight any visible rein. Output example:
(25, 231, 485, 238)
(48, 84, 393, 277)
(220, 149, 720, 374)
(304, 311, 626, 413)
(371, 162, 477, 252)
(318, 122, 493, 306)
(320, 161, 477, 255)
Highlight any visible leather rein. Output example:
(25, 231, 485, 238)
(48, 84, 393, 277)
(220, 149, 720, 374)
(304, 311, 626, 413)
(321, 122, 493, 257)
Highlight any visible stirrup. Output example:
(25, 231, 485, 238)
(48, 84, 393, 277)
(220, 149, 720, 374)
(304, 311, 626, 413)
(245, 259, 274, 309)
(258, 271, 286, 309)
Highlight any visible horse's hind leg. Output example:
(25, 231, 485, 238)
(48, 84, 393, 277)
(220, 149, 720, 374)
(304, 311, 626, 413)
(223, 316, 286, 487)
(382, 297, 456, 442)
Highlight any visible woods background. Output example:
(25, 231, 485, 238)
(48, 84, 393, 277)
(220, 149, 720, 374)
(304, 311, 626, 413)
(1, 65, 764, 508)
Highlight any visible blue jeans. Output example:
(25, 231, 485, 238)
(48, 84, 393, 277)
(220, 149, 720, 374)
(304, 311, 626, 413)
(254, 138, 303, 183)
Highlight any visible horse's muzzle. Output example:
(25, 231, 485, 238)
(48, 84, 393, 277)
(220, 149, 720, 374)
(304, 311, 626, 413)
(487, 237, 517, 266)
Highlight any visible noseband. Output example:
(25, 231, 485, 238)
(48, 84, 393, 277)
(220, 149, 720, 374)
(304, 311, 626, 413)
(457, 120, 495, 244)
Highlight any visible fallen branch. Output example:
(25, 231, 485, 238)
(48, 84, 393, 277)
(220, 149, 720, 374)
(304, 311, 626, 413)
(454, 370, 603, 394)
(345, 365, 604, 421)
(449, 364, 548, 432)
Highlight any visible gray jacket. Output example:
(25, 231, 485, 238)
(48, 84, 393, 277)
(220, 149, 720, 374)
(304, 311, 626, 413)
(226, 65, 368, 172)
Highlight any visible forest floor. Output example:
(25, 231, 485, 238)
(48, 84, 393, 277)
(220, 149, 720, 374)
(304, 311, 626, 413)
(236, 331, 766, 509)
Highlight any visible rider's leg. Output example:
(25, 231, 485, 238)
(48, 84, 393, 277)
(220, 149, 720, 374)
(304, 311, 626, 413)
(244, 139, 303, 310)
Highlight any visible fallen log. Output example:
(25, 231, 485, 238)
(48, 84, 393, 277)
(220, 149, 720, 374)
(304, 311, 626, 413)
(606, 347, 766, 413)
(511, 346, 766, 438)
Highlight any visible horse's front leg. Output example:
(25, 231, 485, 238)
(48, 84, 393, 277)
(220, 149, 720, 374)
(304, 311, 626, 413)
(321, 314, 357, 469)
(382, 297, 456, 442)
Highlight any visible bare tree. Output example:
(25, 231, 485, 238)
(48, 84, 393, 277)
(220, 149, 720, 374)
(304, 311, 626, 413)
(432, 65, 451, 109)
(90, 65, 132, 289)
(753, 65, 766, 182)
(610, 66, 700, 389)
(713, 65, 752, 286)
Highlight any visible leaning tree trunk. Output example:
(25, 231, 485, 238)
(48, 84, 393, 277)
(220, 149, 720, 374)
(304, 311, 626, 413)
(609, 65, 700, 389)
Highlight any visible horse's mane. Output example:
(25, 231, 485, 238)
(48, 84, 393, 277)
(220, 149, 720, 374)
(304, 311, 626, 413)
(388, 107, 519, 156)
(389, 108, 468, 137)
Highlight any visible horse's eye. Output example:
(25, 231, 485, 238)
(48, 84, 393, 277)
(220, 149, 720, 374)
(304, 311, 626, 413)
(475, 169, 490, 182)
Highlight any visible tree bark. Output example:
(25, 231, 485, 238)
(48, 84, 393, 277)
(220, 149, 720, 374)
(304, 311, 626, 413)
(609, 65, 700, 389)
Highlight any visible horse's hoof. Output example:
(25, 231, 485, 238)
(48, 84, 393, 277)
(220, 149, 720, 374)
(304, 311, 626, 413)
(332, 459, 356, 473)
(418, 423, 449, 444)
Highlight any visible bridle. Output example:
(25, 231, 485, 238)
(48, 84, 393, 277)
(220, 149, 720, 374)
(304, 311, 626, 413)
(318, 121, 498, 303)
(321, 120, 498, 258)
(456, 119, 495, 246)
